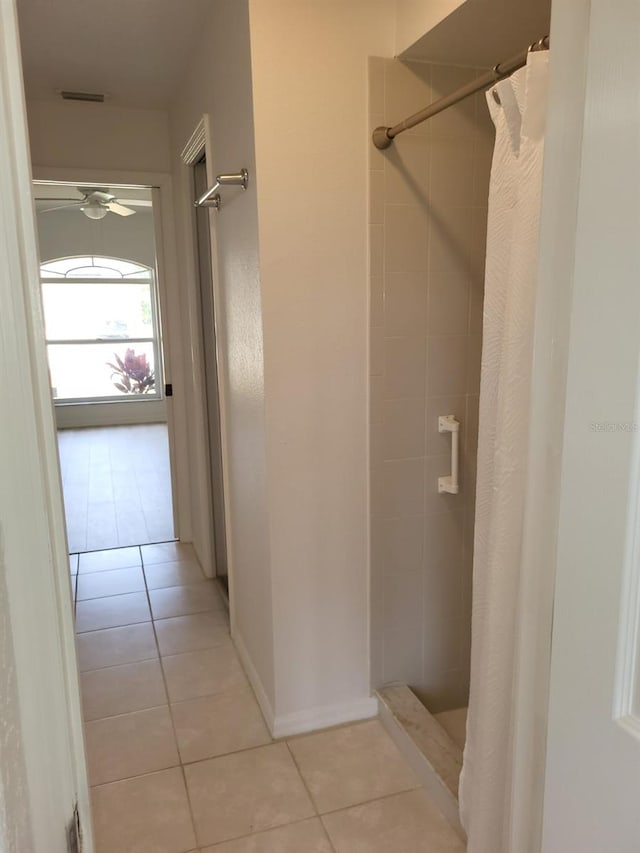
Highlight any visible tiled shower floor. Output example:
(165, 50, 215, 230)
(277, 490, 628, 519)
(73, 542, 465, 852)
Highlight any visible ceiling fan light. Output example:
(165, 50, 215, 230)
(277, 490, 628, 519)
(81, 204, 107, 221)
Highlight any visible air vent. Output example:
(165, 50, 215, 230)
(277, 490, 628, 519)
(60, 90, 105, 103)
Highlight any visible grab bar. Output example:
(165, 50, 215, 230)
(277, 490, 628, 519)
(438, 415, 460, 495)
(194, 168, 249, 210)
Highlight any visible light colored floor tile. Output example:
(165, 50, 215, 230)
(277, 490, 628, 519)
(200, 819, 332, 852)
(141, 541, 196, 564)
(76, 592, 151, 633)
(78, 546, 141, 573)
(69, 554, 78, 575)
(321, 788, 465, 853)
(91, 767, 196, 853)
(149, 582, 224, 619)
(162, 646, 247, 703)
(59, 425, 174, 553)
(288, 719, 419, 813)
(145, 560, 206, 589)
(434, 707, 468, 751)
(154, 612, 230, 656)
(77, 566, 146, 600)
(81, 659, 167, 720)
(76, 622, 158, 672)
(172, 687, 271, 763)
(86, 705, 179, 786)
(185, 743, 315, 847)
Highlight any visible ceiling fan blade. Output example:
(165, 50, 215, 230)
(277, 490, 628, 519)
(107, 202, 136, 217)
(38, 201, 84, 213)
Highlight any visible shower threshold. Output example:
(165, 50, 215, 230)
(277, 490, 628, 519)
(376, 683, 467, 840)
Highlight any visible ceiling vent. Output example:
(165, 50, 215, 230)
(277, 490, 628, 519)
(60, 90, 106, 103)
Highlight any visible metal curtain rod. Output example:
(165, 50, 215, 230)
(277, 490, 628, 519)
(372, 35, 549, 150)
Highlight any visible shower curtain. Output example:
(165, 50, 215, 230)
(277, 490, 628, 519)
(459, 50, 549, 852)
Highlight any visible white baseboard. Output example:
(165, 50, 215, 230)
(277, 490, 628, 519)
(272, 695, 379, 739)
(232, 628, 275, 734)
(55, 400, 167, 429)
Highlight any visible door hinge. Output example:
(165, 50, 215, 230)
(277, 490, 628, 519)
(67, 803, 81, 853)
(165, 383, 173, 397)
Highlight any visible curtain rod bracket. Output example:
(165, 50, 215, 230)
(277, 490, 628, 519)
(372, 126, 394, 150)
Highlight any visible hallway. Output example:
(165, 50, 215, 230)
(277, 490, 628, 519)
(74, 543, 464, 852)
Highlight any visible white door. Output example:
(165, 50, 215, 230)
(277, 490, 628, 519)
(0, 1, 92, 850)
(541, 1, 640, 849)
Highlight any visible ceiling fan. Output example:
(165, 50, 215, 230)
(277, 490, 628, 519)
(39, 187, 137, 220)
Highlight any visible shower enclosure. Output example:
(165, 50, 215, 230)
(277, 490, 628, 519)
(368, 55, 493, 720)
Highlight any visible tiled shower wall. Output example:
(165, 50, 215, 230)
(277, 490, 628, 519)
(369, 57, 493, 712)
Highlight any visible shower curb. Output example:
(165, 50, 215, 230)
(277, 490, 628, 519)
(376, 683, 465, 840)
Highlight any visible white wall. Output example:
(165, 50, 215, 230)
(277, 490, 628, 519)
(248, 0, 396, 730)
(170, 0, 400, 732)
(26, 100, 170, 173)
(36, 204, 157, 268)
(169, 0, 276, 714)
(395, 0, 466, 55)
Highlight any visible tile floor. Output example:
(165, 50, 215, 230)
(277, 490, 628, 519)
(73, 542, 465, 852)
(59, 424, 175, 553)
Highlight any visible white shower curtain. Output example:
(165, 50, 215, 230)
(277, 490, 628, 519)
(459, 50, 549, 852)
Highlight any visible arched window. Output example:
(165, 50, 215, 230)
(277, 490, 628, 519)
(40, 255, 162, 403)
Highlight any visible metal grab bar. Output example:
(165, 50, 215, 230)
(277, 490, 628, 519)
(438, 415, 460, 495)
(194, 168, 249, 210)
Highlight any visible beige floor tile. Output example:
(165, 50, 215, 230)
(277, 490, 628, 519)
(77, 566, 146, 600)
(75, 592, 151, 632)
(86, 705, 179, 785)
(162, 645, 247, 702)
(141, 541, 196, 564)
(76, 622, 158, 672)
(321, 788, 465, 853)
(92, 767, 196, 853)
(154, 612, 230, 656)
(185, 743, 315, 847)
(145, 560, 206, 589)
(288, 719, 418, 813)
(149, 582, 224, 619)
(79, 546, 141, 573)
(69, 554, 78, 575)
(200, 819, 332, 852)
(81, 658, 167, 720)
(172, 687, 271, 763)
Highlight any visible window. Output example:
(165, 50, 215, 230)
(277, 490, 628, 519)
(40, 256, 162, 403)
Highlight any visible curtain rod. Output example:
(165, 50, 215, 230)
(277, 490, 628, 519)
(372, 36, 549, 150)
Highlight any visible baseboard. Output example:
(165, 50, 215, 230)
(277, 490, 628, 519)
(272, 695, 379, 739)
(55, 400, 167, 429)
(231, 628, 275, 734)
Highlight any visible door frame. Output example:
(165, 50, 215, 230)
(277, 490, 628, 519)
(31, 165, 190, 547)
(173, 113, 235, 589)
(0, 0, 92, 848)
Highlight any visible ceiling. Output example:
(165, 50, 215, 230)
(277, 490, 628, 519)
(17, 0, 212, 108)
(401, 0, 552, 67)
